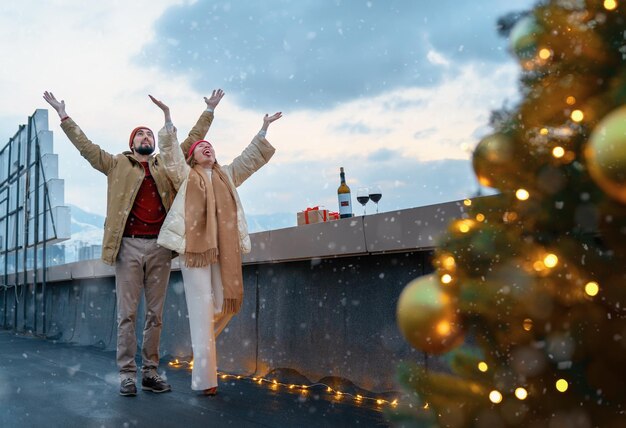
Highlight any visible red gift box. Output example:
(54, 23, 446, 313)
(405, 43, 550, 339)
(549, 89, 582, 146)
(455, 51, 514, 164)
(297, 206, 329, 226)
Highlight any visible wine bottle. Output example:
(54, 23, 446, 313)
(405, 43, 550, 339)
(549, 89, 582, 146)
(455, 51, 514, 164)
(337, 167, 353, 218)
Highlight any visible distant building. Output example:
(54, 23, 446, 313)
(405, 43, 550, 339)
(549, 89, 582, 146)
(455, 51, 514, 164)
(0, 109, 71, 277)
(77, 243, 102, 261)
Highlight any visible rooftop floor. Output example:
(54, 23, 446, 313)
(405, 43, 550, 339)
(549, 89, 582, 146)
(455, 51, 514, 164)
(0, 330, 390, 428)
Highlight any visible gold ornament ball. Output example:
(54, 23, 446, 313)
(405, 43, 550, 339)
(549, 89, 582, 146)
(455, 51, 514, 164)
(472, 133, 515, 189)
(396, 274, 464, 354)
(586, 105, 626, 204)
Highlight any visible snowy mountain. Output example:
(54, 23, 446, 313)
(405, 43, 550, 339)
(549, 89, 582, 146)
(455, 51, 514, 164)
(66, 204, 295, 249)
(56, 205, 106, 263)
(246, 213, 296, 232)
(70, 204, 106, 234)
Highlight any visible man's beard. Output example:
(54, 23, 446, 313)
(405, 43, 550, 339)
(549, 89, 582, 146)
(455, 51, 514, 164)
(134, 145, 155, 155)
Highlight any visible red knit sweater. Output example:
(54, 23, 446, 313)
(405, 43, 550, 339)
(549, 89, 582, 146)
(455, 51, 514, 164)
(123, 162, 166, 237)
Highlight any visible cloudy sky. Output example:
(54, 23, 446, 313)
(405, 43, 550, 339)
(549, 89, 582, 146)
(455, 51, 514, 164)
(0, 0, 534, 227)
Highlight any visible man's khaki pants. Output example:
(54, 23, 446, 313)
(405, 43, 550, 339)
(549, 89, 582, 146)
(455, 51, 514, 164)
(115, 237, 172, 380)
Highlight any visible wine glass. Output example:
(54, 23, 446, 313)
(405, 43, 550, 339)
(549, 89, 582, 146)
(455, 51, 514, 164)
(369, 185, 382, 213)
(356, 187, 369, 215)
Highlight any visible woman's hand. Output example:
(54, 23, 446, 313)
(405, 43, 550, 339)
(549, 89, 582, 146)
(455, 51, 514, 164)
(149, 95, 172, 124)
(204, 89, 225, 110)
(261, 112, 282, 131)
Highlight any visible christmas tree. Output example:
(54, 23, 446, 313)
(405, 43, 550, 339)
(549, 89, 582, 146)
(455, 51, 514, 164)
(395, 1, 626, 426)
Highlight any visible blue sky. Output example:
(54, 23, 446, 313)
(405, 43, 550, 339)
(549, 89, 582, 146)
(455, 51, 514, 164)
(0, 0, 535, 225)
(142, 1, 524, 110)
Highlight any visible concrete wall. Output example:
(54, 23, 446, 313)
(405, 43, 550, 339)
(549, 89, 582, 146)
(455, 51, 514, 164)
(0, 200, 469, 391)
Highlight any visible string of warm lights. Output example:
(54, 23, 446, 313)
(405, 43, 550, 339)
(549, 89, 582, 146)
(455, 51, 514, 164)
(168, 358, 402, 410)
(444, 196, 601, 406)
(476, 360, 571, 404)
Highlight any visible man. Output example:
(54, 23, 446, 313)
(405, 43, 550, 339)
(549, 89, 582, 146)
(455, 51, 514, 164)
(43, 89, 224, 396)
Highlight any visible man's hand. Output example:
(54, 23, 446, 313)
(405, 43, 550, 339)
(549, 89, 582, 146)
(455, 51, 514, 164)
(204, 89, 225, 110)
(43, 91, 68, 119)
(261, 112, 283, 132)
(149, 95, 172, 123)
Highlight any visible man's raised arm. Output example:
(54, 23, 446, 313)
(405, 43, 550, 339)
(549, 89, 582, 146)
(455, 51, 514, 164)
(43, 91, 115, 175)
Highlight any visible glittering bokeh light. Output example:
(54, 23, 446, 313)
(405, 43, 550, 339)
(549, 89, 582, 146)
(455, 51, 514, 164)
(538, 48, 552, 59)
(585, 281, 599, 296)
(552, 146, 565, 158)
(571, 109, 584, 122)
(489, 390, 503, 404)
(523, 318, 533, 331)
(436, 320, 452, 336)
(543, 253, 558, 268)
(516, 189, 530, 200)
(443, 256, 456, 270)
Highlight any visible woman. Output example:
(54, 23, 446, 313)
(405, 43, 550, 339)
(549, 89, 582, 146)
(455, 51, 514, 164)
(150, 95, 281, 395)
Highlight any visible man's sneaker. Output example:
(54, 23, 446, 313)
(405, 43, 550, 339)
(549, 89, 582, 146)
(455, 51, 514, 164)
(141, 373, 172, 393)
(120, 378, 137, 396)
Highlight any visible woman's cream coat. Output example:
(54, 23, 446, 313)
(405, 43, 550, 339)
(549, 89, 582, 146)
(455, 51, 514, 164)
(156, 125, 275, 254)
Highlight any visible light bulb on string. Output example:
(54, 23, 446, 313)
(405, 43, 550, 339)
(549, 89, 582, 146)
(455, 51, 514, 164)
(456, 219, 475, 233)
(489, 390, 503, 404)
(604, 0, 617, 10)
(503, 211, 518, 223)
(571, 110, 584, 122)
(164, 364, 403, 411)
(585, 281, 599, 296)
(538, 48, 552, 60)
(515, 388, 528, 400)
(543, 253, 559, 268)
(523, 318, 533, 331)
(552, 146, 565, 158)
(442, 255, 456, 270)
(516, 189, 530, 200)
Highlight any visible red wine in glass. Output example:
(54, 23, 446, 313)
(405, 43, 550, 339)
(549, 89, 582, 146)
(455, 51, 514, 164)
(369, 186, 382, 213)
(356, 187, 369, 215)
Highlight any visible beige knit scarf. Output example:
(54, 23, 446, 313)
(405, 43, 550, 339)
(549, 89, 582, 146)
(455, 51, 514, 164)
(184, 164, 243, 314)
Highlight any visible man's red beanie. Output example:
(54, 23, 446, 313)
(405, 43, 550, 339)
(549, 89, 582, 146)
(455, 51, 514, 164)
(128, 126, 153, 149)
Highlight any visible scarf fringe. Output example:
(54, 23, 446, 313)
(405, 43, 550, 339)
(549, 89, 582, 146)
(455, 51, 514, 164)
(184, 248, 218, 268)
(221, 298, 242, 315)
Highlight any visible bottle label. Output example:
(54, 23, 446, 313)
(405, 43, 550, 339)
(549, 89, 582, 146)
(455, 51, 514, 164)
(338, 193, 352, 216)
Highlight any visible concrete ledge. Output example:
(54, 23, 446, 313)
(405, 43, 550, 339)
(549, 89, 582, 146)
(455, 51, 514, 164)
(364, 201, 466, 253)
(1, 199, 470, 284)
(259, 216, 366, 263)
